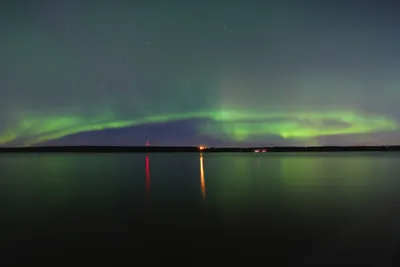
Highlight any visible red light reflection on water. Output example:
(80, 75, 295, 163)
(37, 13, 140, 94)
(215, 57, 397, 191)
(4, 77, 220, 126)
(145, 155, 150, 199)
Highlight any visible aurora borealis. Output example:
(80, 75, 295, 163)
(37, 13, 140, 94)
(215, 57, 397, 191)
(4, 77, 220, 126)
(2, 0, 400, 147)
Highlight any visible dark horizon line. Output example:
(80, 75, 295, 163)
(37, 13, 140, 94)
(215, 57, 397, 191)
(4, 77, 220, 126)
(1, 145, 400, 153)
(0, 145, 399, 148)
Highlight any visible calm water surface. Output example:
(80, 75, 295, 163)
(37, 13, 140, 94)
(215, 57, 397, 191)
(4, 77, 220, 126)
(1, 152, 399, 265)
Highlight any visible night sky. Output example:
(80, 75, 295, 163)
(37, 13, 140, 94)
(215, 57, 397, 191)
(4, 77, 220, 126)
(1, 0, 400, 147)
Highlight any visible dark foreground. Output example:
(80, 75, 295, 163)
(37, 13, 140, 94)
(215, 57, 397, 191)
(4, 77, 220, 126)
(1, 145, 400, 153)
(1, 152, 400, 265)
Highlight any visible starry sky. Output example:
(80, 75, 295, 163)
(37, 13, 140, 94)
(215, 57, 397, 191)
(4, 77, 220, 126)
(1, 0, 400, 147)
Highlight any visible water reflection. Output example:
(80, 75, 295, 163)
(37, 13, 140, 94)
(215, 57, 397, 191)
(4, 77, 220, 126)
(145, 155, 150, 199)
(200, 153, 206, 199)
(0, 155, 82, 211)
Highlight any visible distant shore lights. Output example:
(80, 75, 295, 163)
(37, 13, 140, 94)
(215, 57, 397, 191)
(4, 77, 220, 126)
(254, 148, 268, 153)
(199, 145, 209, 151)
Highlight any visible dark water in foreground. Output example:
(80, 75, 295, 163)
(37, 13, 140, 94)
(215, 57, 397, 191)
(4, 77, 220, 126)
(1, 152, 400, 265)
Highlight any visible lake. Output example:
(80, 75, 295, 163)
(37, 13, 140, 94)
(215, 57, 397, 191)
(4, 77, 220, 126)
(0, 152, 399, 265)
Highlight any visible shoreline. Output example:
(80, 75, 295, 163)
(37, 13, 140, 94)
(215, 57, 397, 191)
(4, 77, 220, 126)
(0, 146, 400, 153)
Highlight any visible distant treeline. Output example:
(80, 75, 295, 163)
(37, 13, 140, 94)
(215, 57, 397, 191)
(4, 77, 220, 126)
(0, 146, 400, 153)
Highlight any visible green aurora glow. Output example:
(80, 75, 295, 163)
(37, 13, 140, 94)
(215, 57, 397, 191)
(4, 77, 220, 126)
(0, 109, 397, 146)
(2, 1, 400, 146)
